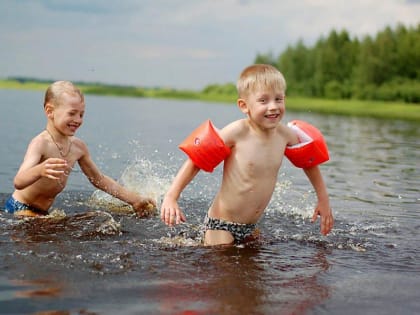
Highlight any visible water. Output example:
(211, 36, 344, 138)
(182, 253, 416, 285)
(0, 89, 419, 315)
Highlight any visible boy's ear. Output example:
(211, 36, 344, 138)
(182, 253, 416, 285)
(237, 98, 249, 114)
(44, 103, 54, 118)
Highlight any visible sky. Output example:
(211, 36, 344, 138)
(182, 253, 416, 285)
(0, 0, 419, 90)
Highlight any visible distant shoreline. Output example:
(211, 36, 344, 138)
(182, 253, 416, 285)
(1, 79, 419, 122)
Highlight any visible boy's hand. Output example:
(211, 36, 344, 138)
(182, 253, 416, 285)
(311, 202, 334, 235)
(160, 196, 186, 226)
(132, 197, 157, 217)
(41, 158, 68, 180)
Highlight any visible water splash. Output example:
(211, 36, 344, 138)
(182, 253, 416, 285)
(267, 175, 315, 219)
(153, 222, 204, 247)
(47, 208, 67, 219)
(95, 211, 121, 236)
(88, 157, 172, 213)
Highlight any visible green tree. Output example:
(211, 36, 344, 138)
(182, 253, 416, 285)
(277, 40, 315, 96)
(254, 51, 277, 66)
(253, 23, 420, 102)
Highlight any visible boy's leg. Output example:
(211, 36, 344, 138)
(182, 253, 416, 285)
(204, 229, 234, 246)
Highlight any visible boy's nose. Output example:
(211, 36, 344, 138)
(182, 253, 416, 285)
(268, 101, 280, 110)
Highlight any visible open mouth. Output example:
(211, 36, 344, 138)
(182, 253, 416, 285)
(68, 124, 79, 132)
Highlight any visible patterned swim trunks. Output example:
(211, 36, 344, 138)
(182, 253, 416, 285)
(3, 196, 48, 215)
(204, 215, 257, 243)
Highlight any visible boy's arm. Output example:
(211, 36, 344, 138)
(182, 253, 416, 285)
(78, 145, 156, 214)
(14, 137, 67, 190)
(160, 158, 200, 226)
(303, 166, 334, 235)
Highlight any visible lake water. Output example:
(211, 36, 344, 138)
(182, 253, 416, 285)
(0, 89, 419, 315)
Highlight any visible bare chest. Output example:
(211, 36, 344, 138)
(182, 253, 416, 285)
(235, 141, 284, 177)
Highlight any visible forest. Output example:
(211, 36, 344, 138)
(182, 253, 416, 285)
(203, 23, 419, 104)
(253, 23, 419, 103)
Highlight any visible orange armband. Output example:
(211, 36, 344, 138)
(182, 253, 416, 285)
(284, 120, 329, 168)
(179, 120, 231, 172)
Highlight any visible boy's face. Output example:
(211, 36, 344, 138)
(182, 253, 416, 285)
(47, 92, 85, 136)
(238, 87, 285, 129)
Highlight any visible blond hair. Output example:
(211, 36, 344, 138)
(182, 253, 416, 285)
(237, 64, 286, 98)
(44, 81, 84, 108)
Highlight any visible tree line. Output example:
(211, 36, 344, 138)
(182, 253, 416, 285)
(254, 23, 419, 103)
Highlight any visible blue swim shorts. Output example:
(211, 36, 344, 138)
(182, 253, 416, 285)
(3, 196, 48, 215)
(204, 215, 257, 243)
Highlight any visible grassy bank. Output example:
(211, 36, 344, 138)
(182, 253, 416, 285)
(285, 97, 420, 121)
(1, 79, 419, 121)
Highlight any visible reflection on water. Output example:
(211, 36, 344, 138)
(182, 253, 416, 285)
(151, 245, 331, 315)
(10, 278, 63, 299)
(0, 90, 419, 314)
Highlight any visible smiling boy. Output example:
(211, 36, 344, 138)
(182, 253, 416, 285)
(160, 64, 333, 245)
(4, 81, 155, 217)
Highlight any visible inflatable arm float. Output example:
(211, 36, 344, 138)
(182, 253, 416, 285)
(179, 120, 231, 172)
(285, 120, 329, 168)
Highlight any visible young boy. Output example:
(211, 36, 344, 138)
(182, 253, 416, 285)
(3, 81, 156, 217)
(160, 64, 333, 246)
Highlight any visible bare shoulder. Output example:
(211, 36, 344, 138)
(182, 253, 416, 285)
(220, 119, 245, 132)
(71, 136, 87, 148)
(277, 122, 299, 145)
(219, 119, 247, 145)
(26, 131, 50, 152)
(276, 122, 290, 134)
(70, 136, 90, 157)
